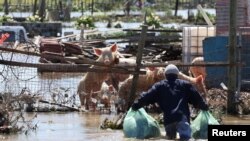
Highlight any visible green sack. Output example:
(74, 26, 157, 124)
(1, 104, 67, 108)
(123, 108, 161, 139)
(191, 110, 220, 139)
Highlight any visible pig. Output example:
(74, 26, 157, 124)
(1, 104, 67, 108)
(118, 67, 161, 110)
(118, 67, 204, 110)
(77, 44, 119, 110)
(189, 57, 207, 95)
(189, 57, 206, 80)
(115, 67, 159, 109)
(99, 82, 117, 108)
(106, 57, 137, 91)
(180, 71, 206, 94)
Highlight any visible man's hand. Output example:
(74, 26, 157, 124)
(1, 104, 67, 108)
(202, 104, 209, 111)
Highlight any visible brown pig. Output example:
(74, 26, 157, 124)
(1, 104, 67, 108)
(189, 57, 207, 95)
(117, 67, 168, 110)
(77, 44, 119, 110)
(106, 57, 137, 91)
(189, 57, 207, 80)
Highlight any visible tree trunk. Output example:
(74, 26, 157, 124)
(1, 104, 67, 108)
(38, 0, 46, 22)
(4, 0, 9, 15)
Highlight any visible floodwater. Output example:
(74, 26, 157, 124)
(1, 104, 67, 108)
(0, 112, 124, 141)
(0, 112, 169, 141)
(0, 9, 216, 19)
(0, 112, 248, 141)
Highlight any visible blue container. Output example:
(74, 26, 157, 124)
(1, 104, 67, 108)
(203, 36, 228, 87)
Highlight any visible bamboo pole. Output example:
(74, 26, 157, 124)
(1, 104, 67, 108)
(127, 24, 148, 110)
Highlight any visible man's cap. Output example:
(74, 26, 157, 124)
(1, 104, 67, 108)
(165, 64, 179, 75)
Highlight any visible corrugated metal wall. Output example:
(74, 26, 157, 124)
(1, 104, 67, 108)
(203, 36, 228, 87)
(203, 33, 250, 88)
(216, 0, 248, 35)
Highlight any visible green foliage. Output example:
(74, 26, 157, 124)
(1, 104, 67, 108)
(146, 12, 162, 29)
(75, 16, 95, 29)
(72, 4, 85, 12)
(26, 15, 41, 22)
(100, 118, 122, 130)
(195, 12, 216, 24)
(0, 15, 14, 23)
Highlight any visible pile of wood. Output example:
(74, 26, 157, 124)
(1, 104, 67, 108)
(115, 29, 183, 63)
(38, 37, 105, 64)
(39, 39, 65, 63)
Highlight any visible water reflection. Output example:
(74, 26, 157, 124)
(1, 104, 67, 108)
(1, 112, 248, 141)
(0, 112, 125, 141)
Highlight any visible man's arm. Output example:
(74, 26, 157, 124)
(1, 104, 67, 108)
(131, 83, 160, 111)
(186, 83, 208, 111)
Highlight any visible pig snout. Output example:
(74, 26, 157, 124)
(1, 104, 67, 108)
(102, 55, 112, 65)
(104, 59, 111, 65)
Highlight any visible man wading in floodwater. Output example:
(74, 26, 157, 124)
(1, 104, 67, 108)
(131, 64, 209, 140)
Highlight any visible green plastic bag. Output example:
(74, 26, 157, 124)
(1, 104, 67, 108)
(123, 108, 161, 139)
(191, 110, 220, 139)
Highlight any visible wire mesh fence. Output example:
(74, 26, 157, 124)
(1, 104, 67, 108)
(0, 49, 83, 106)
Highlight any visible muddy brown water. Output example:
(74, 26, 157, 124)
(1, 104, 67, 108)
(0, 112, 169, 141)
(1, 112, 248, 141)
(0, 112, 124, 141)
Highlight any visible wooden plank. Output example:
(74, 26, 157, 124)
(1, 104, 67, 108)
(0, 59, 146, 74)
(197, 4, 213, 26)
(0, 47, 40, 56)
(123, 29, 182, 32)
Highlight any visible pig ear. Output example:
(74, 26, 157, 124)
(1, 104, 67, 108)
(148, 67, 155, 71)
(110, 44, 118, 52)
(93, 48, 102, 56)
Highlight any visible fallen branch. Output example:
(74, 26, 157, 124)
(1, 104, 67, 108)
(39, 100, 80, 112)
